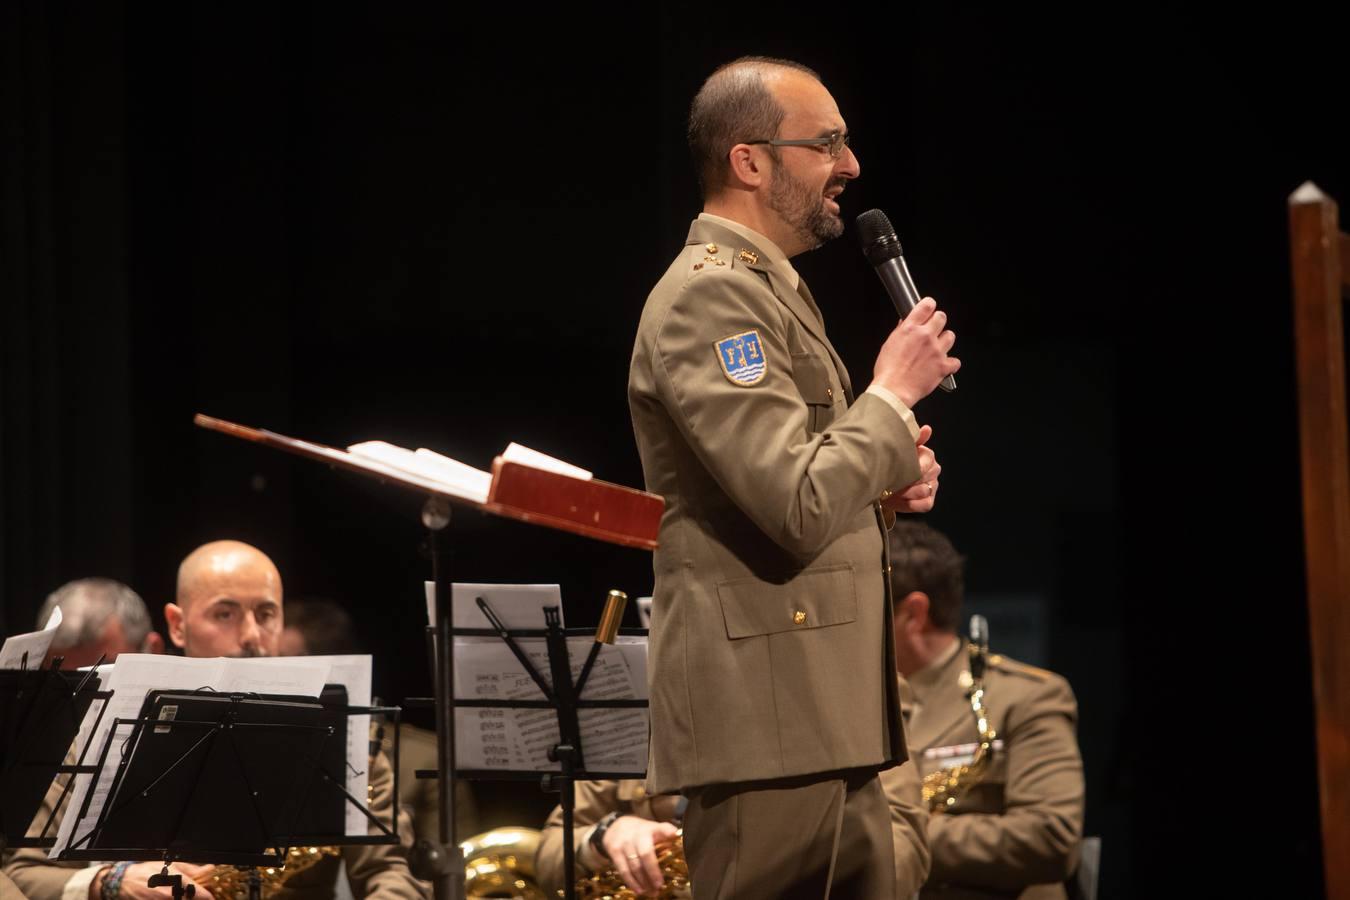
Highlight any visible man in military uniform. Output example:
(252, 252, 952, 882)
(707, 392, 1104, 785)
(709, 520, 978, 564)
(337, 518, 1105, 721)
(2, 541, 428, 900)
(534, 767, 931, 898)
(884, 523, 1084, 900)
(628, 56, 960, 898)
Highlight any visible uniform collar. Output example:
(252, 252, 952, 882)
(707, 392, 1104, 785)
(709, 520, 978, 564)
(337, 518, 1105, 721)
(906, 635, 963, 702)
(696, 212, 800, 290)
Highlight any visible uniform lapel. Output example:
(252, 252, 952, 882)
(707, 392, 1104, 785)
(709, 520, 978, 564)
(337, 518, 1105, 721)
(794, 278, 854, 401)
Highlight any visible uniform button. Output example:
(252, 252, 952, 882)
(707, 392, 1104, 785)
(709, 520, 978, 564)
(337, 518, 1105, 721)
(826, 387, 833, 398)
(793, 610, 807, 625)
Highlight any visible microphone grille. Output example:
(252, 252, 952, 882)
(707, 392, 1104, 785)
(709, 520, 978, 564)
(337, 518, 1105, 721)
(855, 208, 903, 264)
(856, 208, 894, 243)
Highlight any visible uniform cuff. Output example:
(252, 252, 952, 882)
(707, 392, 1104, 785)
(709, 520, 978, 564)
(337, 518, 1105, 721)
(577, 827, 606, 871)
(62, 864, 101, 900)
(864, 384, 920, 442)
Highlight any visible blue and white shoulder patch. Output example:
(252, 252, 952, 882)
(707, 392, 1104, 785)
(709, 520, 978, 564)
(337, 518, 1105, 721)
(715, 330, 767, 386)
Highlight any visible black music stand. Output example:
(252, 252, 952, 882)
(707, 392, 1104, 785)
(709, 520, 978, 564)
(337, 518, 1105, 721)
(443, 594, 648, 900)
(57, 690, 388, 899)
(0, 665, 110, 853)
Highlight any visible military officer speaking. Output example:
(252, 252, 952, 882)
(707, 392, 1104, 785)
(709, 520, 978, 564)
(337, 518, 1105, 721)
(627, 56, 960, 898)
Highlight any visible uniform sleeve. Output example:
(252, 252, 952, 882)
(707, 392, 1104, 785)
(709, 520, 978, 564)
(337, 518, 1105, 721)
(926, 676, 1085, 889)
(879, 760, 931, 899)
(534, 780, 624, 892)
(342, 749, 431, 900)
(0, 869, 32, 900)
(2, 770, 89, 900)
(651, 269, 920, 558)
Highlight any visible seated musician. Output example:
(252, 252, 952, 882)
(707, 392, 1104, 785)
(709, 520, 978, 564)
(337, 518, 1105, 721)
(36, 577, 165, 669)
(885, 522, 1084, 900)
(2, 540, 428, 900)
(535, 754, 929, 896)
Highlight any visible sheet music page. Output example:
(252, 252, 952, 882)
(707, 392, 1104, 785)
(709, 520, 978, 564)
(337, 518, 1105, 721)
(52, 655, 330, 857)
(347, 441, 491, 503)
(500, 443, 593, 481)
(0, 606, 63, 670)
(412, 448, 493, 500)
(452, 636, 648, 774)
(424, 582, 564, 631)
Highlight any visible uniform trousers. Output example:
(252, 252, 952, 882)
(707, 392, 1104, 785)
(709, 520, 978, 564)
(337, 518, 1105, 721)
(683, 768, 895, 900)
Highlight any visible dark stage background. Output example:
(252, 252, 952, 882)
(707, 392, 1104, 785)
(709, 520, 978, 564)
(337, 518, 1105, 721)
(2, 6, 1341, 897)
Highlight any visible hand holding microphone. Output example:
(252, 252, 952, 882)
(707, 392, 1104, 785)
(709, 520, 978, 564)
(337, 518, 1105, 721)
(858, 209, 959, 406)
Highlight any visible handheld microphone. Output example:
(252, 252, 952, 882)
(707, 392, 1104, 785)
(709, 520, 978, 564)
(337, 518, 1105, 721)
(856, 209, 956, 393)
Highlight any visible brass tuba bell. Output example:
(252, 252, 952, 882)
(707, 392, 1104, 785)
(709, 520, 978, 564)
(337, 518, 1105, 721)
(462, 827, 550, 899)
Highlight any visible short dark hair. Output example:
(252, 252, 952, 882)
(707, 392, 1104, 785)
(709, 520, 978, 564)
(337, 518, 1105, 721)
(283, 596, 361, 656)
(888, 522, 965, 632)
(687, 56, 820, 199)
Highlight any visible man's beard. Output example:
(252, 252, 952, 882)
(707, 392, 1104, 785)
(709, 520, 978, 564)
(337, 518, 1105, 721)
(768, 165, 846, 249)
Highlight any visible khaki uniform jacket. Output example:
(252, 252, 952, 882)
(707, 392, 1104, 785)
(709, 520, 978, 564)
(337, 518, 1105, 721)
(536, 770, 932, 899)
(628, 218, 922, 794)
(897, 647, 1084, 900)
(1, 869, 28, 899)
(2, 748, 427, 900)
(385, 722, 478, 846)
(535, 780, 683, 896)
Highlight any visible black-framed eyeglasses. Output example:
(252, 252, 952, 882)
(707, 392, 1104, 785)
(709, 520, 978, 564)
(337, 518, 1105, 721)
(745, 131, 850, 159)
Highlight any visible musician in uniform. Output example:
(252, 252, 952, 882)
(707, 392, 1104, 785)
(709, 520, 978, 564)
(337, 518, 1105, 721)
(628, 55, 959, 897)
(882, 523, 1084, 900)
(2, 541, 427, 900)
(534, 769, 931, 898)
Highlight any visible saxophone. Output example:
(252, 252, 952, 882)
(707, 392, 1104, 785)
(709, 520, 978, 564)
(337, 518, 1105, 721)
(573, 831, 689, 899)
(921, 614, 997, 813)
(453, 826, 689, 899)
(197, 846, 341, 898)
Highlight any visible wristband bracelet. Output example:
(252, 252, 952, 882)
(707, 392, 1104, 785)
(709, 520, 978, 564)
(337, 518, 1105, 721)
(588, 810, 621, 853)
(101, 861, 133, 900)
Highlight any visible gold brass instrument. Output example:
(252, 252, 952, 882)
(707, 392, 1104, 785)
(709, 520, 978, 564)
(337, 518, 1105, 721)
(204, 828, 553, 899)
(922, 614, 998, 813)
(198, 846, 340, 899)
(463, 827, 550, 899)
(455, 825, 689, 900)
(573, 831, 689, 899)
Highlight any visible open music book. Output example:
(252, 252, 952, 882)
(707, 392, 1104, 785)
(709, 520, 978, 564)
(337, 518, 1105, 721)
(346, 441, 592, 505)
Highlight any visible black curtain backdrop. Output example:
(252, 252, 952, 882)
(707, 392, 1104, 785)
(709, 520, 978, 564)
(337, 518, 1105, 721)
(2, 5, 1342, 896)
